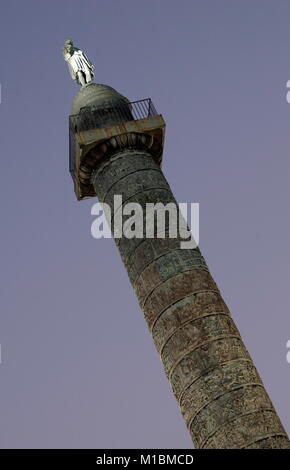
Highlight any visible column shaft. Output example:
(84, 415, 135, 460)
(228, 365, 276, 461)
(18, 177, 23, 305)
(91, 144, 290, 449)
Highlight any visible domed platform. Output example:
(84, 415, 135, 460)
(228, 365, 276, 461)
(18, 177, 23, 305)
(71, 82, 130, 115)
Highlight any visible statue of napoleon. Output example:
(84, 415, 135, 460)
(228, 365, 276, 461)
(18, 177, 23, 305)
(63, 39, 94, 87)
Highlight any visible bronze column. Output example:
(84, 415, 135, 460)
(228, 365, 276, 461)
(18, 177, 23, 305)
(70, 83, 290, 449)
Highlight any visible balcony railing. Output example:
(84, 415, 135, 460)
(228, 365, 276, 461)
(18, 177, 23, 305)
(69, 98, 158, 180)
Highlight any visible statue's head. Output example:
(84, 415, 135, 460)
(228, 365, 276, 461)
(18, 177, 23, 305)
(64, 39, 74, 53)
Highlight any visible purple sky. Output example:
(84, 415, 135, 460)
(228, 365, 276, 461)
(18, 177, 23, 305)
(0, 0, 290, 449)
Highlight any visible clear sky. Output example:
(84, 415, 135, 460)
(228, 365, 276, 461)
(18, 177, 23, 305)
(0, 0, 290, 449)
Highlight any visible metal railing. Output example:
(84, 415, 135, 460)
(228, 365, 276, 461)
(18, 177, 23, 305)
(128, 98, 158, 120)
(69, 98, 158, 180)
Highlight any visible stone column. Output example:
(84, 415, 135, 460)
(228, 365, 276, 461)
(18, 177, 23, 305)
(87, 132, 290, 449)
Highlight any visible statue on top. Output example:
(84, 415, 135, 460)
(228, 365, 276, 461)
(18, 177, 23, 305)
(63, 39, 94, 87)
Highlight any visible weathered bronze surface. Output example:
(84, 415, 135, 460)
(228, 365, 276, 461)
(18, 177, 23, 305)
(70, 104, 165, 200)
(89, 138, 290, 449)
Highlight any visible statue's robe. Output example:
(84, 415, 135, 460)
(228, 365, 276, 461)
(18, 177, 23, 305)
(64, 48, 94, 82)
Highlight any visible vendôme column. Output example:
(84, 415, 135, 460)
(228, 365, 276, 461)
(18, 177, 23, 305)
(66, 49, 290, 447)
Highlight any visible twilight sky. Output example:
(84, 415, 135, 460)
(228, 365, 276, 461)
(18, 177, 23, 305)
(0, 0, 290, 449)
